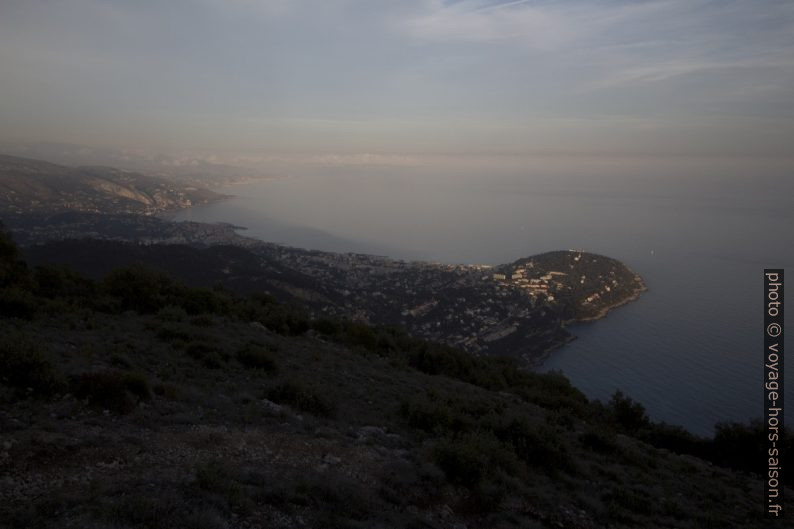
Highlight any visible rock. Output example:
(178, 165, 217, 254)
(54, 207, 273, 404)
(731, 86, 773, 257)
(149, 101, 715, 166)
(356, 425, 404, 448)
(356, 426, 385, 440)
(313, 426, 338, 438)
(260, 399, 284, 415)
(322, 454, 341, 465)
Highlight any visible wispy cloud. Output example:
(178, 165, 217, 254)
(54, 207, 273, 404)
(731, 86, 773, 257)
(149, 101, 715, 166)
(401, 0, 677, 49)
(1, 0, 792, 156)
(402, 0, 794, 92)
(402, 0, 574, 48)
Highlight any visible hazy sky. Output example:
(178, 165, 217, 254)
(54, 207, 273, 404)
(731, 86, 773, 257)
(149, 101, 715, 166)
(1, 0, 793, 159)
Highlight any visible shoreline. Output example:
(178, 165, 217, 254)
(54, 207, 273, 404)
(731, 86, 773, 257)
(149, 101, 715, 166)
(568, 275, 648, 325)
(534, 274, 648, 369)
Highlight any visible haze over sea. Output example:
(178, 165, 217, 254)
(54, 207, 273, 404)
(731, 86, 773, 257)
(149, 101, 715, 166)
(175, 155, 794, 436)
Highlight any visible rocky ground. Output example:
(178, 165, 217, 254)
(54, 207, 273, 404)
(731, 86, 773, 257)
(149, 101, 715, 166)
(1, 310, 787, 529)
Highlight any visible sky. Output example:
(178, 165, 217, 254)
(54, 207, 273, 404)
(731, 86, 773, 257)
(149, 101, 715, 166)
(1, 0, 793, 162)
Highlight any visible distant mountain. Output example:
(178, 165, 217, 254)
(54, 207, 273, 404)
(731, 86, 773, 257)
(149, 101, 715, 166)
(0, 141, 269, 187)
(0, 154, 226, 215)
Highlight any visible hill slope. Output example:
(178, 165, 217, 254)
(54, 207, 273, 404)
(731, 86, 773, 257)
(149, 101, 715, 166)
(22, 238, 644, 364)
(0, 154, 224, 215)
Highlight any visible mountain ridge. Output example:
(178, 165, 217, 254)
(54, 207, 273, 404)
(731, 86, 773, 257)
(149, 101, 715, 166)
(0, 154, 226, 215)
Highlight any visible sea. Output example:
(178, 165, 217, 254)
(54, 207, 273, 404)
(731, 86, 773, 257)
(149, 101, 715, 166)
(173, 155, 794, 436)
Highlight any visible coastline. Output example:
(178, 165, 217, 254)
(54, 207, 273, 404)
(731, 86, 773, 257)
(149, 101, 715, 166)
(536, 274, 647, 368)
(569, 274, 648, 324)
(525, 332, 577, 369)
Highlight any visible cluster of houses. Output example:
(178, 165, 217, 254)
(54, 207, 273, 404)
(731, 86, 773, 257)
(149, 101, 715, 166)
(491, 263, 572, 302)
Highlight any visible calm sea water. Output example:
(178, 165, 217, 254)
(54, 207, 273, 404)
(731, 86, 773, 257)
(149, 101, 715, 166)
(174, 155, 794, 436)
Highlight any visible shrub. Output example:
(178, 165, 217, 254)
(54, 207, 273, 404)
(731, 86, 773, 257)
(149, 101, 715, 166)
(153, 383, 179, 400)
(194, 459, 245, 510)
(407, 343, 482, 382)
(156, 305, 188, 322)
(399, 397, 476, 435)
(341, 321, 379, 350)
(266, 381, 335, 417)
(432, 432, 520, 487)
(33, 265, 95, 301)
(71, 370, 152, 413)
(603, 486, 654, 517)
(239, 298, 310, 335)
(0, 334, 65, 396)
(708, 419, 793, 485)
(103, 266, 181, 314)
(509, 370, 589, 415)
(178, 287, 230, 316)
(185, 342, 225, 369)
(312, 318, 342, 336)
(637, 421, 705, 457)
(494, 417, 571, 473)
(0, 228, 30, 289)
(608, 390, 650, 433)
(236, 343, 277, 372)
(579, 427, 619, 455)
(155, 323, 192, 344)
(190, 314, 215, 327)
(0, 286, 38, 319)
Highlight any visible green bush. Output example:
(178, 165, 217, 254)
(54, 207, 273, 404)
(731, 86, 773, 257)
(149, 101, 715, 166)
(155, 323, 192, 344)
(179, 287, 230, 316)
(399, 397, 479, 435)
(71, 370, 152, 413)
(494, 417, 571, 473)
(0, 227, 30, 289)
(608, 390, 650, 433)
(407, 342, 482, 382)
(341, 321, 379, 350)
(33, 265, 95, 301)
(238, 298, 310, 335)
(432, 432, 520, 487)
(190, 314, 215, 327)
(266, 381, 335, 417)
(156, 305, 188, 322)
(185, 342, 225, 369)
(0, 334, 65, 396)
(312, 318, 342, 336)
(509, 370, 589, 415)
(708, 420, 793, 486)
(0, 286, 38, 319)
(103, 266, 181, 314)
(637, 421, 705, 457)
(579, 427, 618, 455)
(603, 486, 654, 517)
(194, 459, 245, 511)
(236, 342, 278, 372)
